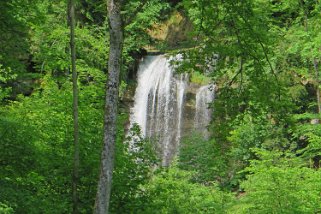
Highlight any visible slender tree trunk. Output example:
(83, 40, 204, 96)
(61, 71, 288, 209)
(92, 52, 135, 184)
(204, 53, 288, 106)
(68, 0, 80, 213)
(313, 59, 321, 114)
(94, 0, 123, 213)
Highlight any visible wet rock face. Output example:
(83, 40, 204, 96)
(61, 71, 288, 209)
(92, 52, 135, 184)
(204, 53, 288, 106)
(127, 48, 148, 81)
(182, 91, 196, 135)
(181, 84, 215, 139)
(147, 11, 194, 51)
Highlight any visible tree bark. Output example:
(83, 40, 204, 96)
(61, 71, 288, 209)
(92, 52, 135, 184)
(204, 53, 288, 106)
(68, 0, 80, 213)
(94, 0, 123, 213)
(313, 59, 321, 114)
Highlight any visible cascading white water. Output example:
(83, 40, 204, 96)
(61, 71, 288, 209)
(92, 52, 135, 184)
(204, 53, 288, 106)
(130, 55, 188, 166)
(130, 54, 216, 166)
(194, 84, 215, 138)
(176, 73, 188, 142)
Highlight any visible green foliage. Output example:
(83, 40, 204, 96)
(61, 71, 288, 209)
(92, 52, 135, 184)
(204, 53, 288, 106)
(190, 71, 211, 85)
(229, 111, 290, 163)
(0, 0, 30, 74)
(181, 0, 276, 73)
(0, 75, 157, 213)
(291, 113, 321, 165)
(0, 0, 174, 212)
(179, 133, 229, 185)
(0, 76, 76, 213)
(0, 203, 13, 214)
(138, 167, 234, 214)
(110, 123, 158, 213)
(0, 64, 16, 102)
(2, 0, 321, 213)
(122, 0, 170, 79)
(29, 0, 108, 81)
(234, 149, 321, 214)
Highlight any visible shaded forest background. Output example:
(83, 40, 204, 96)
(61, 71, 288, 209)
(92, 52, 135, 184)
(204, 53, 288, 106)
(1, 0, 321, 213)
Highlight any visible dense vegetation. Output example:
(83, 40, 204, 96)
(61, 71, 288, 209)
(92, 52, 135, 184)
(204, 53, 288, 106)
(1, 0, 321, 213)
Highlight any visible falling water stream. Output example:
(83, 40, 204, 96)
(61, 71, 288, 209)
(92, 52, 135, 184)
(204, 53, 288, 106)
(194, 84, 215, 139)
(130, 55, 214, 166)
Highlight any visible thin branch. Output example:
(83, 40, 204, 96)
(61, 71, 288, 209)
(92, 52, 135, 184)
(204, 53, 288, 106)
(227, 56, 243, 87)
(238, 13, 281, 99)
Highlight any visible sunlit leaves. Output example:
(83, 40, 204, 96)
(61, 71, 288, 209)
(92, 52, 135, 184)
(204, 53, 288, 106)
(237, 149, 321, 214)
(139, 167, 234, 214)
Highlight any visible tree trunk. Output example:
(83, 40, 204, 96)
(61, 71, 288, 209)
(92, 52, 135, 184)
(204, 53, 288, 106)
(68, 0, 80, 213)
(94, 0, 123, 213)
(313, 59, 321, 114)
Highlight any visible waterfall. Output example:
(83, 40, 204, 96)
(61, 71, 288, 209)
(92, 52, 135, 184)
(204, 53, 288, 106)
(130, 55, 188, 166)
(176, 73, 188, 142)
(130, 54, 215, 166)
(194, 84, 215, 138)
